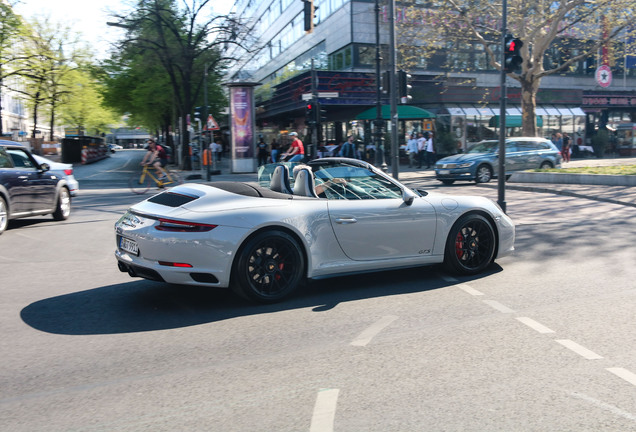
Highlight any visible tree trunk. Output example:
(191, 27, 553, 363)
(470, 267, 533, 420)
(520, 76, 541, 137)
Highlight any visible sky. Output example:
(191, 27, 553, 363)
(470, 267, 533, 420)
(14, 0, 128, 58)
(13, 0, 232, 59)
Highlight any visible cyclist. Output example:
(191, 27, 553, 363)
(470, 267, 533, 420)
(140, 138, 169, 181)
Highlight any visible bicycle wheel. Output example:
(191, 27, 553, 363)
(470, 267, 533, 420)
(129, 172, 153, 194)
(164, 171, 183, 187)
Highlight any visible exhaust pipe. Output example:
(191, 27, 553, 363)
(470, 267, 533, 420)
(118, 261, 136, 277)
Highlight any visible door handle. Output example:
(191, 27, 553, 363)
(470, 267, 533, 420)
(335, 217, 357, 224)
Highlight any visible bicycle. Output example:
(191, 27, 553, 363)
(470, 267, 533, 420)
(129, 164, 183, 194)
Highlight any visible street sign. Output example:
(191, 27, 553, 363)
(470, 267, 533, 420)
(302, 92, 339, 100)
(205, 114, 220, 130)
(595, 65, 612, 88)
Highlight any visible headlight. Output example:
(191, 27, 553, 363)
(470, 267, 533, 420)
(457, 162, 474, 168)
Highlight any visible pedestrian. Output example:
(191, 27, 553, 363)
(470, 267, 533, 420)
(554, 132, 563, 152)
(270, 139, 279, 163)
(280, 131, 305, 162)
(257, 137, 268, 166)
(425, 132, 435, 169)
(406, 133, 418, 167)
(339, 135, 357, 159)
(562, 132, 571, 162)
(416, 132, 426, 169)
(210, 139, 223, 162)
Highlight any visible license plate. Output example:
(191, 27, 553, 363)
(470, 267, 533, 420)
(439, 170, 450, 175)
(119, 237, 139, 256)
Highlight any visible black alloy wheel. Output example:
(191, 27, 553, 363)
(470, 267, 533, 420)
(444, 214, 496, 275)
(232, 230, 305, 303)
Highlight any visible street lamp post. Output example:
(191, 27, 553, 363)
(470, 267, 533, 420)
(374, 0, 387, 171)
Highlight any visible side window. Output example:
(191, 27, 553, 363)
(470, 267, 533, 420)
(6, 149, 36, 170)
(516, 141, 537, 151)
(506, 142, 519, 152)
(0, 148, 13, 168)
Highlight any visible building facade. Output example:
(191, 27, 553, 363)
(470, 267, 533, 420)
(225, 0, 636, 155)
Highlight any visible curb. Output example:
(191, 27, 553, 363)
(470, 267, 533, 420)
(510, 171, 636, 186)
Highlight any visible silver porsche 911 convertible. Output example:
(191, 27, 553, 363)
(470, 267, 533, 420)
(115, 158, 514, 303)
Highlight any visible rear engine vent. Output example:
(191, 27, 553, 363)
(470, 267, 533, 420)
(148, 192, 198, 207)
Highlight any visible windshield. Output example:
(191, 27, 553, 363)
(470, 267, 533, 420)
(467, 141, 498, 154)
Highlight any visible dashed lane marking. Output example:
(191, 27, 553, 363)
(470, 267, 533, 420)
(310, 388, 340, 432)
(516, 317, 555, 334)
(607, 368, 636, 387)
(482, 300, 515, 314)
(555, 339, 603, 360)
(457, 284, 484, 296)
(351, 316, 398, 347)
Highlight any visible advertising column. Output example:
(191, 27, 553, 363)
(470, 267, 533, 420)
(228, 82, 259, 173)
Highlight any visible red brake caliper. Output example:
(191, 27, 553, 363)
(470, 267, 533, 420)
(455, 231, 464, 259)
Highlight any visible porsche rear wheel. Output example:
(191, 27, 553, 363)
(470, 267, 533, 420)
(444, 214, 496, 275)
(232, 230, 305, 303)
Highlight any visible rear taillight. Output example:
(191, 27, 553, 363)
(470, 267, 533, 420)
(64, 169, 73, 176)
(155, 218, 217, 232)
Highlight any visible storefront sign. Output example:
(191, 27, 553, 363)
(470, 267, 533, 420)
(582, 96, 636, 107)
(595, 65, 612, 88)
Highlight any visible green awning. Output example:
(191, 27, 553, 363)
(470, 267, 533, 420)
(356, 105, 436, 120)
(489, 115, 543, 128)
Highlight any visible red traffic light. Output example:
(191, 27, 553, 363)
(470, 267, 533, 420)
(507, 40, 516, 52)
(307, 103, 313, 110)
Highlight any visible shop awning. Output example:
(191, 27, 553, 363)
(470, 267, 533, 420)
(489, 115, 543, 128)
(356, 105, 436, 120)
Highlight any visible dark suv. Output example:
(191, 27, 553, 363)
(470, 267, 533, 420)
(435, 137, 562, 184)
(0, 141, 71, 234)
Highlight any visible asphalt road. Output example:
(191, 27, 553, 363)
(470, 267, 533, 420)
(1, 152, 635, 431)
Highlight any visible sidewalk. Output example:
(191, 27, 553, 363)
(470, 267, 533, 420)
(179, 156, 636, 208)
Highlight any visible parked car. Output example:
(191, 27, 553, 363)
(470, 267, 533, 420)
(109, 144, 123, 153)
(435, 137, 562, 184)
(0, 141, 71, 235)
(32, 154, 79, 196)
(115, 158, 515, 303)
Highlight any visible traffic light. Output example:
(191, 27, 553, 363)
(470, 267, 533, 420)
(305, 102, 316, 124)
(303, 0, 317, 32)
(504, 34, 523, 73)
(317, 102, 327, 123)
(380, 71, 389, 94)
(397, 70, 412, 103)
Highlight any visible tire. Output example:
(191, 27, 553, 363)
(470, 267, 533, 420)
(444, 213, 496, 275)
(52, 187, 71, 221)
(0, 196, 8, 235)
(232, 230, 305, 303)
(129, 173, 152, 194)
(166, 171, 183, 187)
(441, 180, 455, 185)
(475, 165, 493, 183)
(540, 161, 553, 169)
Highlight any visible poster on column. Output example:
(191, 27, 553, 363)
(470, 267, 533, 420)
(230, 86, 254, 158)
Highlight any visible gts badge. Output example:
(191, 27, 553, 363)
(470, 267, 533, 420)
(419, 249, 431, 254)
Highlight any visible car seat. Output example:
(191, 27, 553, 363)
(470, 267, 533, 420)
(293, 167, 318, 198)
(270, 164, 292, 194)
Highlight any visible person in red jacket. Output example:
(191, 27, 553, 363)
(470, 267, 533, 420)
(281, 132, 305, 162)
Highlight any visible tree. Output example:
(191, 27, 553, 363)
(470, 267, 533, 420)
(106, 0, 251, 169)
(401, 0, 636, 136)
(0, 1, 25, 136)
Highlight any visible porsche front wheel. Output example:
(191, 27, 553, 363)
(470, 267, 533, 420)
(444, 214, 496, 275)
(232, 230, 305, 303)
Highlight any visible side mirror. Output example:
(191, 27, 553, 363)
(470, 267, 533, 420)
(402, 188, 417, 206)
(39, 162, 51, 172)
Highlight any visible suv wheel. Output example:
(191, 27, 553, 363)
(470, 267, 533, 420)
(475, 165, 493, 183)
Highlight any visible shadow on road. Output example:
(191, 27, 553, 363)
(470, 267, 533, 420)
(20, 264, 502, 336)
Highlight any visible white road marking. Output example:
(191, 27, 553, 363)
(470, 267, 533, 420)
(570, 392, 636, 422)
(516, 317, 555, 334)
(310, 388, 340, 432)
(482, 300, 515, 313)
(457, 284, 484, 296)
(607, 368, 636, 387)
(351, 315, 398, 347)
(555, 339, 603, 360)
